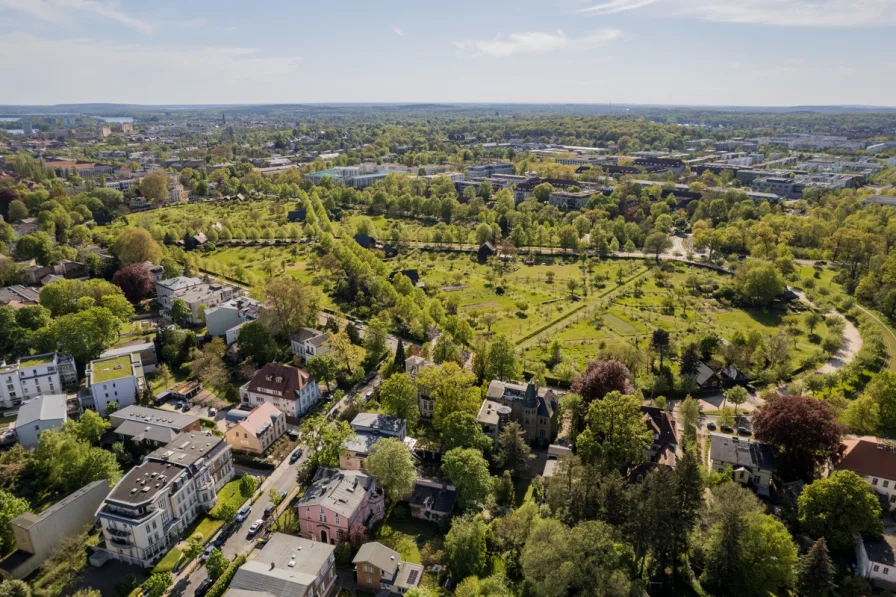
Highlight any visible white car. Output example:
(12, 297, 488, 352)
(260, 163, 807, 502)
(248, 519, 264, 536)
(234, 506, 251, 522)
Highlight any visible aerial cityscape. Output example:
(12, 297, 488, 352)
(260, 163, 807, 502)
(0, 1, 895, 597)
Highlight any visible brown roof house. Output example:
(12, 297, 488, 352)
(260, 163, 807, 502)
(839, 436, 896, 511)
(641, 406, 678, 466)
(240, 362, 321, 418)
(352, 541, 423, 594)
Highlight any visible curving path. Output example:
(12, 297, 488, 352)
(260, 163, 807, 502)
(793, 290, 863, 373)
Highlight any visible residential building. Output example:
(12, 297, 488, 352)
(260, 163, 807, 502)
(109, 405, 201, 445)
(695, 362, 721, 391)
(353, 542, 424, 594)
(838, 436, 896, 510)
(14, 394, 67, 449)
(104, 178, 139, 193)
(641, 406, 678, 466)
(137, 261, 165, 282)
(0, 481, 110, 579)
(168, 283, 240, 325)
(404, 356, 433, 419)
(100, 342, 159, 373)
(405, 479, 455, 523)
(0, 285, 40, 307)
(229, 533, 337, 597)
(0, 353, 77, 410)
(240, 363, 320, 418)
(95, 433, 234, 567)
(290, 328, 329, 360)
(205, 296, 261, 339)
(857, 533, 896, 589)
(862, 195, 896, 207)
(465, 162, 516, 179)
(867, 141, 896, 154)
(753, 177, 806, 200)
(543, 442, 573, 478)
(340, 414, 407, 470)
(707, 434, 778, 496)
(167, 180, 188, 203)
(224, 402, 287, 455)
(83, 353, 145, 416)
(304, 166, 397, 189)
(484, 380, 560, 446)
(296, 467, 386, 545)
(155, 276, 203, 309)
(477, 399, 512, 448)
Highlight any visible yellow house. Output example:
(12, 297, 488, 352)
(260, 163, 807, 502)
(224, 403, 286, 455)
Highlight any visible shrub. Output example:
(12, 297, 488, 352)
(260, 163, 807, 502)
(206, 554, 247, 597)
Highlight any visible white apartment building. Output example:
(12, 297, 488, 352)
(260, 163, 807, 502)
(83, 354, 145, 416)
(104, 179, 139, 193)
(155, 276, 203, 309)
(95, 433, 234, 568)
(239, 362, 320, 418)
(0, 353, 77, 410)
(205, 296, 261, 340)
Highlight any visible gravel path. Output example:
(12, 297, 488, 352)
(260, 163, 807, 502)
(793, 290, 863, 373)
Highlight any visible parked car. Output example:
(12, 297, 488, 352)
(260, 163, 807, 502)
(182, 402, 191, 412)
(278, 490, 287, 500)
(289, 449, 302, 464)
(738, 426, 752, 436)
(720, 425, 734, 433)
(201, 545, 215, 561)
(234, 506, 251, 522)
(287, 429, 299, 440)
(263, 504, 274, 519)
(209, 407, 217, 417)
(247, 519, 264, 536)
(194, 578, 214, 597)
(706, 422, 717, 431)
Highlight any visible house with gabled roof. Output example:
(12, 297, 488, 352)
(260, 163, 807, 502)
(485, 379, 560, 446)
(224, 402, 287, 455)
(228, 533, 337, 597)
(838, 436, 896, 511)
(641, 406, 678, 466)
(240, 362, 320, 418)
(707, 434, 778, 496)
(353, 541, 423, 594)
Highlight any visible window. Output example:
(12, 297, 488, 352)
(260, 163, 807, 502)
(873, 478, 879, 485)
(886, 568, 891, 576)
(874, 565, 880, 572)
(885, 480, 891, 488)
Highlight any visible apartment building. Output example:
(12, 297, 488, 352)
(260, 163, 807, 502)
(14, 394, 68, 449)
(0, 353, 77, 410)
(465, 162, 516, 179)
(155, 276, 203, 309)
(341, 414, 407, 470)
(95, 433, 234, 567)
(229, 534, 337, 597)
(297, 467, 386, 545)
(104, 179, 139, 193)
(171, 283, 239, 325)
(240, 363, 320, 418)
(109, 405, 201, 445)
(83, 354, 145, 416)
(205, 296, 261, 340)
(290, 328, 329, 360)
(100, 342, 159, 374)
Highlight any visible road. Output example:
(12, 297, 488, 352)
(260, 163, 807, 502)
(169, 451, 307, 597)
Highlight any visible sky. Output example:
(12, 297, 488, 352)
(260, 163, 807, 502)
(0, 0, 895, 107)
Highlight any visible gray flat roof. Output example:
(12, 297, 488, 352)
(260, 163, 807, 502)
(15, 394, 67, 427)
(107, 460, 184, 505)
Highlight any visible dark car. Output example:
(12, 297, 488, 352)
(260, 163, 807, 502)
(738, 426, 752, 436)
(287, 429, 299, 440)
(263, 504, 274, 519)
(720, 425, 734, 433)
(289, 449, 302, 464)
(182, 402, 191, 412)
(194, 578, 214, 597)
(706, 422, 717, 431)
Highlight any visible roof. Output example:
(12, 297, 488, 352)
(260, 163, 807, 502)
(115, 420, 179, 443)
(695, 362, 716, 386)
(353, 541, 400, 572)
(477, 400, 506, 425)
(641, 406, 677, 446)
(155, 276, 203, 291)
(343, 433, 382, 456)
(15, 394, 68, 427)
(111, 405, 199, 431)
(720, 365, 748, 383)
(148, 432, 225, 468)
(486, 379, 559, 418)
(101, 342, 155, 358)
(89, 355, 137, 383)
(394, 562, 424, 590)
(290, 328, 327, 345)
(11, 480, 109, 530)
(407, 480, 456, 514)
(246, 363, 314, 400)
(206, 296, 261, 320)
(709, 434, 778, 471)
(350, 413, 405, 436)
(839, 437, 896, 480)
(230, 533, 334, 597)
(235, 403, 283, 437)
(106, 459, 186, 505)
(297, 467, 376, 518)
(865, 533, 896, 566)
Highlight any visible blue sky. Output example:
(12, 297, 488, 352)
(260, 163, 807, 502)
(0, 0, 894, 107)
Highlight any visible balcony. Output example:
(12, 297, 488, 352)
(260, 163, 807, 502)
(110, 537, 133, 548)
(106, 528, 131, 538)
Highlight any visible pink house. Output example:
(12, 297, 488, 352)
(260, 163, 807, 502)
(297, 467, 385, 545)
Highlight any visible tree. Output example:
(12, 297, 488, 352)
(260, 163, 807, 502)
(0, 580, 31, 597)
(306, 354, 337, 392)
(495, 422, 531, 476)
(239, 473, 259, 496)
(440, 411, 492, 453)
(752, 395, 845, 481)
(417, 363, 480, 428)
(444, 515, 488, 581)
(326, 331, 364, 377)
(484, 335, 521, 381)
(571, 359, 633, 403)
(14, 232, 53, 265)
(580, 391, 652, 470)
(142, 572, 172, 597)
(796, 538, 836, 597)
(115, 228, 163, 266)
(862, 370, 896, 431)
(41, 533, 89, 592)
(50, 307, 120, 366)
(183, 536, 204, 562)
(651, 328, 670, 371)
(363, 317, 389, 361)
(299, 413, 353, 469)
(391, 340, 406, 374)
(364, 438, 417, 504)
(29, 430, 121, 496)
(724, 385, 749, 416)
(237, 321, 279, 366)
(139, 171, 168, 204)
(680, 395, 700, 433)
(0, 490, 29, 553)
(644, 231, 672, 261)
(842, 394, 880, 434)
(63, 410, 108, 445)
(7, 200, 28, 223)
(190, 338, 231, 390)
(112, 264, 155, 303)
(442, 448, 493, 511)
(260, 277, 319, 340)
(798, 470, 883, 553)
(734, 260, 785, 306)
(378, 373, 420, 428)
(205, 549, 228, 579)
(170, 298, 192, 324)
(804, 311, 824, 335)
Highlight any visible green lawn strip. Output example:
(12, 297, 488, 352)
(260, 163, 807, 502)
(152, 547, 182, 574)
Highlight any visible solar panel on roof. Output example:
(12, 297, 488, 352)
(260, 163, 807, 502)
(407, 570, 419, 585)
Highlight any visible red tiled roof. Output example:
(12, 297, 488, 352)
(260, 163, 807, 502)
(838, 436, 896, 480)
(247, 363, 312, 401)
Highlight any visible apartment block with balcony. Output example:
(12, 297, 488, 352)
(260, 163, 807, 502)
(0, 353, 77, 410)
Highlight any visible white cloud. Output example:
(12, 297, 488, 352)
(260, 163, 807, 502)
(577, 0, 660, 15)
(393, 26, 403, 36)
(0, 0, 151, 33)
(455, 28, 621, 57)
(577, 0, 896, 27)
(0, 33, 302, 104)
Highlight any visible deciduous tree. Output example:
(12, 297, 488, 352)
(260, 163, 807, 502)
(364, 438, 417, 504)
(378, 373, 420, 427)
(571, 359, 633, 403)
(798, 470, 883, 553)
(114, 228, 163, 266)
(442, 448, 493, 511)
(444, 515, 488, 581)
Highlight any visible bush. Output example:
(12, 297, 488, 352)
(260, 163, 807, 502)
(334, 542, 352, 566)
(206, 554, 247, 597)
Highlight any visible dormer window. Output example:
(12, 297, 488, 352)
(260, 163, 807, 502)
(265, 375, 273, 381)
(275, 377, 282, 383)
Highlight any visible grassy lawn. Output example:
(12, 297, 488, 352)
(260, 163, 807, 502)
(209, 478, 251, 517)
(184, 516, 223, 542)
(152, 547, 182, 574)
(375, 506, 440, 565)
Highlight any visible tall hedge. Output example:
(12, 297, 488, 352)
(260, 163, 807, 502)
(206, 554, 247, 597)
